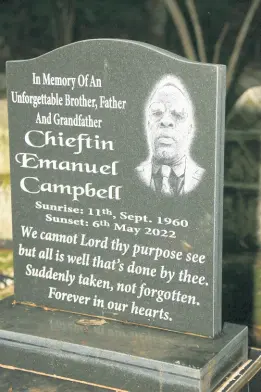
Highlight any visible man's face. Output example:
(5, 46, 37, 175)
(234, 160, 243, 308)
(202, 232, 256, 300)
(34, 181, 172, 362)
(147, 85, 192, 164)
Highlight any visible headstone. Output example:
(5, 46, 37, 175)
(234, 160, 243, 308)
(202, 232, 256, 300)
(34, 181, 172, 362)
(0, 39, 248, 392)
(6, 39, 225, 337)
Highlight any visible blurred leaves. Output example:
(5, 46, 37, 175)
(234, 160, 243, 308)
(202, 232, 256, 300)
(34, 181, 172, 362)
(0, 0, 260, 106)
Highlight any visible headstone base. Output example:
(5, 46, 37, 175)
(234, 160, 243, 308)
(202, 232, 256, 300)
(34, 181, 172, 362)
(0, 297, 248, 392)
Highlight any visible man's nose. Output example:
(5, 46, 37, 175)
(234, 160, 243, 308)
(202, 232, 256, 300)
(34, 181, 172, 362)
(160, 113, 175, 128)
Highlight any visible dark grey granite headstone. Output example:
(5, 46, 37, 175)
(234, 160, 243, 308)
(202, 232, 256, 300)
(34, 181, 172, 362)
(6, 39, 226, 337)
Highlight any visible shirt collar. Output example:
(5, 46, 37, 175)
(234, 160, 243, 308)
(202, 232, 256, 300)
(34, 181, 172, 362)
(152, 156, 186, 178)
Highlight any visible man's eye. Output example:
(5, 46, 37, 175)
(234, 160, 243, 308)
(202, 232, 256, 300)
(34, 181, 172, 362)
(171, 110, 187, 121)
(171, 111, 182, 118)
(152, 110, 164, 117)
(149, 102, 165, 116)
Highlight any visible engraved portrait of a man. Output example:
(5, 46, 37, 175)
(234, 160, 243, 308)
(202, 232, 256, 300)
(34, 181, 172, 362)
(136, 75, 205, 196)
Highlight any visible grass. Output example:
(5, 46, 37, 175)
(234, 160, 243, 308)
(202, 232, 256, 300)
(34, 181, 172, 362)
(0, 96, 13, 300)
(0, 98, 12, 240)
(0, 249, 13, 300)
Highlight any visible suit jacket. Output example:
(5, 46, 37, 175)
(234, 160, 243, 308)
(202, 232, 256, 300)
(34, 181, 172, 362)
(135, 156, 205, 196)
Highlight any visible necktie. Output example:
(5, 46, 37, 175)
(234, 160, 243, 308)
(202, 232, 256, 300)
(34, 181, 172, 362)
(161, 165, 172, 195)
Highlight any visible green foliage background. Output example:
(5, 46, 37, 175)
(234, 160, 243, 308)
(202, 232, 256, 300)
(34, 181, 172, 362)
(0, 0, 260, 107)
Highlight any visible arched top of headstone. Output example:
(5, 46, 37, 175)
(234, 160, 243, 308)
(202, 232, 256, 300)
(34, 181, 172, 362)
(7, 39, 226, 71)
